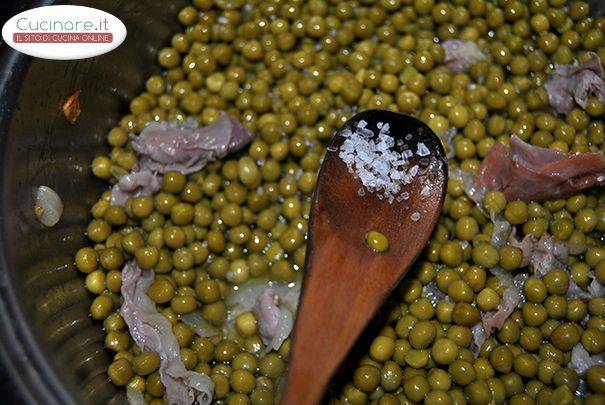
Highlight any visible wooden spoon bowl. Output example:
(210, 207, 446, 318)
(281, 110, 448, 404)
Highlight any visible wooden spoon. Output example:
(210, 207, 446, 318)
(281, 110, 448, 404)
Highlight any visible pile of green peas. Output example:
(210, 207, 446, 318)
(75, 0, 605, 403)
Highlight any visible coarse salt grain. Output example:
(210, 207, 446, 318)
(396, 191, 410, 202)
(379, 123, 390, 135)
(339, 121, 422, 203)
(411, 212, 421, 221)
(416, 142, 430, 157)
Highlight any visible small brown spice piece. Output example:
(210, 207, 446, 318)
(62, 90, 82, 124)
(34, 205, 45, 220)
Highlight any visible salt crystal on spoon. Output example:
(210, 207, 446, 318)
(416, 142, 430, 156)
(337, 118, 431, 204)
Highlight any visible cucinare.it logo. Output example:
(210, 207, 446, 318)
(2, 5, 127, 60)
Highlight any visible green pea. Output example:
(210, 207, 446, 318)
(365, 231, 389, 253)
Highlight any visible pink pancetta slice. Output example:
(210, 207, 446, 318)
(508, 233, 568, 276)
(253, 288, 294, 352)
(131, 113, 253, 174)
(111, 114, 252, 206)
(120, 262, 214, 405)
(442, 40, 486, 73)
(544, 52, 605, 114)
(474, 135, 605, 202)
(481, 272, 528, 338)
(111, 168, 162, 206)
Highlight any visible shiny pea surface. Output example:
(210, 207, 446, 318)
(365, 231, 390, 253)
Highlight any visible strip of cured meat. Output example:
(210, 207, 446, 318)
(474, 135, 605, 202)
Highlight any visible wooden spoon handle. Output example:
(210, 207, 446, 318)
(280, 218, 399, 404)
